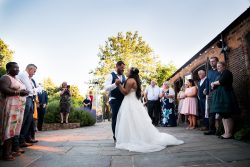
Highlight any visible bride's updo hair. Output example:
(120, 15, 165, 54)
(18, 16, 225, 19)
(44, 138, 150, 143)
(129, 67, 141, 100)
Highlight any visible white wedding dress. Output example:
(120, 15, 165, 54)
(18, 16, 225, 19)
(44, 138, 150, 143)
(115, 89, 184, 153)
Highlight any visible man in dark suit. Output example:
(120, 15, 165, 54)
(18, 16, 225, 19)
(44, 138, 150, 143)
(198, 69, 209, 130)
(37, 83, 48, 131)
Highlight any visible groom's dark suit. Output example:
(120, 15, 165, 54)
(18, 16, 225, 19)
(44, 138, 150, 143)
(109, 72, 126, 139)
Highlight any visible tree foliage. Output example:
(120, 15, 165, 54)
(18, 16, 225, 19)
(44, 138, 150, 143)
(91, 31, 177, 89)
(92, 31, 160, 88)
(0, 39, 13, 76)
(43, 77, 59, 100)
(151, 62, 177, 86)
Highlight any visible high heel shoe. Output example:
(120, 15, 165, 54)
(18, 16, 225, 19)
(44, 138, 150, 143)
(3, 155, 15, 161)
(218, 135, 234, 139)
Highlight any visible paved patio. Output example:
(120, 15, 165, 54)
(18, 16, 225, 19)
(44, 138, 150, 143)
(0, 122, 250, 167)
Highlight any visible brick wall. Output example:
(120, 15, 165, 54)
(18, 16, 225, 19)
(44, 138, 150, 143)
(225, 16, 250, 117)
(169, 13, 250, 118)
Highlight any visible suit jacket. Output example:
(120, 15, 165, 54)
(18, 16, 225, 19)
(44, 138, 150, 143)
(38, 90, 48, 106)
(198, 78, 208, 100)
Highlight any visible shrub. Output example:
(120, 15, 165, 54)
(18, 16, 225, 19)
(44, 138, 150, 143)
(69, 108, 96, 126)
(71, 98, 83, 108)
(44, 100, 96, 126)
(234, 119, 250, 143)
(44, 100, 61, 123)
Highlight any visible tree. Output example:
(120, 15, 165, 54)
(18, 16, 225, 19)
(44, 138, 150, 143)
(151, 62, 177, 86)
(0, 39, 13, 76)
(70, 85, 83, 100)
(70, 85, 84, 107)
(43, 77, 58, 97)
(92, 31, 159, 89)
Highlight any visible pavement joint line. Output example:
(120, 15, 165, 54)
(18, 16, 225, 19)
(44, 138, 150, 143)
(205, 150, 226, 164)
(175, 162, 224, 167)
(109, 156, 114, 167)
(64, 146, 74, 154)
(24, 155, 43, 167)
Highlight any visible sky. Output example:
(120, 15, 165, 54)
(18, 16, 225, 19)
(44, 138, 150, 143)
(0, 0, 249, 95)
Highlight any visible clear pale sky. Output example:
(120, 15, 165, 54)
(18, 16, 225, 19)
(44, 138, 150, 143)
(0, 0, 249, 95)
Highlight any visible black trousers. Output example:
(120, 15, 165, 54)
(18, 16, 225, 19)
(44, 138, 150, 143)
(208, 94, 216, 132)
(109, 99, 123, 137)
(19, 97, 34, 144)
(147, 100, 161, 126)
(198, 97, 209, 128)
(37, 107, 46, 131)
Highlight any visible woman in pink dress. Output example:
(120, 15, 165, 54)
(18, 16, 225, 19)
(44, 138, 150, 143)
(0, 62, 29, 161)
(180, 79, 198, 129)
(177, 85, 186, 125)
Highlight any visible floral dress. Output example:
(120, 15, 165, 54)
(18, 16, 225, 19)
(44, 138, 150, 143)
(160, 88, 177, 127)
(0, 75, 26, 144)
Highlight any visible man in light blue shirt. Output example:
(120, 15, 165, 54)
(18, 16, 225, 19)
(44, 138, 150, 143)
(144, 80, 161, 126)
(17, 64, 37, 147)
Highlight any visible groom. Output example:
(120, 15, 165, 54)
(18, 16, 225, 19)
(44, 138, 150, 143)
(104, 61, 126, 142)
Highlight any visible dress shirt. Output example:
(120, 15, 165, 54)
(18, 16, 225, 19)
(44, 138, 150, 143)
(17, 71, 35, 96)
(145, 85, 161, 101)
(199, 77, 207, 86)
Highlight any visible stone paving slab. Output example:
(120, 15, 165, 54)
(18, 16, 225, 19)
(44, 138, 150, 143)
(0, 122, 249, 167)
(28, 155, 111, 167)
(133, 151, 222, 167)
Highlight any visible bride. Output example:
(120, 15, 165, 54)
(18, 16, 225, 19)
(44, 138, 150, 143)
(115, 67, 184, 153)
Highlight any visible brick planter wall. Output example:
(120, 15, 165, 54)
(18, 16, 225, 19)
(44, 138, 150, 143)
(42, 123, 80, 131)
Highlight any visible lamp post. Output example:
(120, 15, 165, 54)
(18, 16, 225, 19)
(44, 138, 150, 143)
(93, 81, 100, 121)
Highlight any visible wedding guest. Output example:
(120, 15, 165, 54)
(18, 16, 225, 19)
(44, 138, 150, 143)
(88, 91, 94, 110)
(197, 69, 209, 131)
(17, 64, 37, 147)
(0, 62, 29, 161)
(180, 79, 198, 129)
(177, 85, 186, 125)
(210, 62, 239, 139)
(102, 92, 111, 121)
(26, 78, 39, 143)
(37, 83, 48, 131)
(83, 95, 92, 110)
(144, 80, 161, 126)
(59, 82, 71, 124)
(159, 81, 176, 127)
(141, 90, 147, 110)
(204, 57, 220, 135)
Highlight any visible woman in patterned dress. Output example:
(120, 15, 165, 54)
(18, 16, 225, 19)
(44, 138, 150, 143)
(159, 81, 177, 127)
(59, 82, 71, 124)
(0, 62, 29, 161)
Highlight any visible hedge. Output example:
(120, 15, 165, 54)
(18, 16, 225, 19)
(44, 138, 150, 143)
(44, 100, 96, 126)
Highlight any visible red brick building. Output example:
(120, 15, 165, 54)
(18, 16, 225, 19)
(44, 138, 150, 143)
(168, 8, 250, 119)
